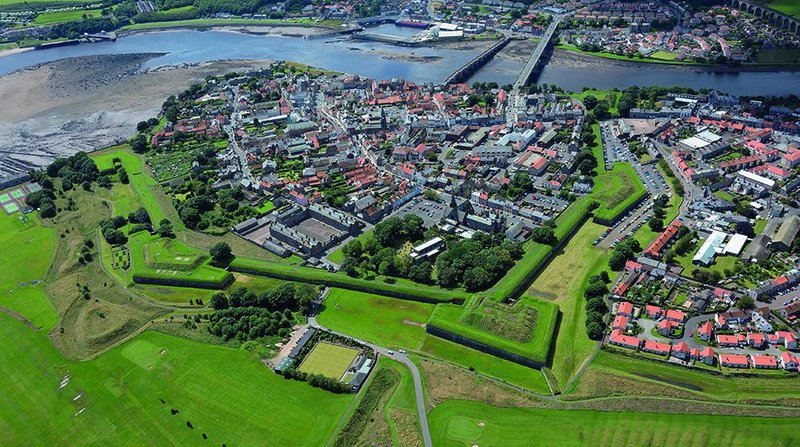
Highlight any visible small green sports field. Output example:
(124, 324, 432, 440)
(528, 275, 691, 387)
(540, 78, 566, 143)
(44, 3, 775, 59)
(298, 342, 359, 379)
(430, 400, 800, 446)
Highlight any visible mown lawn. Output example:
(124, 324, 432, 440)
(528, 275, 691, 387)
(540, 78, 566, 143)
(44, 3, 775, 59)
(33, 8, 101, 25)
(429, 400, 800, 447)
(318, 288, 435, 350)
(0, 314, 353, 445)
(526, 221, 609, 387)
(0, 210, 57, 331)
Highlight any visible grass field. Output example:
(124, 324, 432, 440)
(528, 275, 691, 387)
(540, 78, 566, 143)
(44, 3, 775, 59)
(527, 221, 609, 387)
(230, 256, 467, 303)
(588, 350, 800, 404)
(591, 163, 648, 223)
(419, 336, 551, 394)
(299, 342, 359, 379)
(129, 232, 231, 285)
(0, 314, 352, 445)
(0, 210, 57, 331)
(768, 0, 800, 17)
(91, 146, 168, 225)
(318, 288, 435, 350)
(427, 296, 558, 364)
(429, 400, 800, 446)
(33, 8, 101, 24)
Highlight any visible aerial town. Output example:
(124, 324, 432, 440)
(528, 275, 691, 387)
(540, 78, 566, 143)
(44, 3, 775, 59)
(1, 0, 800, 445)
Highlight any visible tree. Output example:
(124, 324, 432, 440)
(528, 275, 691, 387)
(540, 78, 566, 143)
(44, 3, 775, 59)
(463, 267, 491, 292)
(408, 261, 433, 284)
(39, 201, 56, 218)
(438, 267, 460, 288)
(157, 219, 174, 238)
(210, 292, 229, 310)
(736, 296, 755, 310)
(530, 226, 557, 245)
(210, 242, 233, 266)
(583, 95, 598, 110)
(131, 133, 148, 153)
(586, 321, 604, 340)
(648, 217, 664, 232)
(342, 239, 363, 259)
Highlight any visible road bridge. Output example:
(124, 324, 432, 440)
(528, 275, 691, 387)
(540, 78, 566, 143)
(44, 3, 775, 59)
(513, 15, 565, 88)
(444, 37, 511, 85)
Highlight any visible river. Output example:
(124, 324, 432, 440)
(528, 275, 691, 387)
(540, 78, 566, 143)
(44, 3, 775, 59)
(1, 29, 798, 96)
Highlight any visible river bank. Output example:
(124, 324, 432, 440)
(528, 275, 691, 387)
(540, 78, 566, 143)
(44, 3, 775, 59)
(554, 45, 800, 73)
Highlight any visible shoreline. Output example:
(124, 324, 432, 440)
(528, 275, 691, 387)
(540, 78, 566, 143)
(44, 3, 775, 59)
(0, 46, 33, 59)
(554, 47, 800, 73)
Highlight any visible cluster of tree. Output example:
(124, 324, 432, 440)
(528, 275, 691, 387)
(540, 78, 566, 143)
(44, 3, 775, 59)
(691, 268, 722, 285)
(24, 187, 57, 218)
(176, 181, 255, 231)
(530, 224, 557, 245)
(209, 242, 233, 266)
(194, 0, 263, 15)
(207, 306, 293, 341)
(280, 367, 352, 393)
(134, 7, 199, 23)
(500, 173, 533, 199)
(618, 86, 701, 118)
(582, 94, 610, 120)
(127, 207, 153, 234)
(207, 283, 315, 341)
(100, 215, 129, 245)
(662, 226, 693, 265)
(340, 215, 427, 280)
(210, 283, 315, 314)
(354, 0, 383, 17)
(78, 238, 94, 265)
(584, 272, 610, 340)
(45, 152, 100, 190)
(656, 159, 685, 196)
(434, 232, 523, 291)
(608, 238, 641, 270)
(47, 17, 117, 40)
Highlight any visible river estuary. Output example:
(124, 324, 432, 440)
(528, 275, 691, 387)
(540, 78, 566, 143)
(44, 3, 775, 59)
(1, 29, 799, 96)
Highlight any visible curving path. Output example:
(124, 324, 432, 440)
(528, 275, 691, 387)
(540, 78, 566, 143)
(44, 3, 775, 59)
(308, 312, 432, 447)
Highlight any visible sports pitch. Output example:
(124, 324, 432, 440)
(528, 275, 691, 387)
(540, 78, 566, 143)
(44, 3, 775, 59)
(298, 342, 359, 379)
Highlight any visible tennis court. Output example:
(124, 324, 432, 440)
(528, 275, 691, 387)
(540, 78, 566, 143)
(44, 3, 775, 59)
(298, 342, 359, 380)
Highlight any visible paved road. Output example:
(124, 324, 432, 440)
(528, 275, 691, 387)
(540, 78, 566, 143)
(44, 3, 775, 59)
(308, 314, 433, 447)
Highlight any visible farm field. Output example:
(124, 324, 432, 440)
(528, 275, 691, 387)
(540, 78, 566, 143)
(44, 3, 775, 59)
(0, 315, 353, 445)
(318, 288, 435, 350)
(32, 8, 101, 24)
(429, 400, 800, 447)
(0, 210, 57, 331)
(527, 221, 609, 388)
(298, 342, 359, 379)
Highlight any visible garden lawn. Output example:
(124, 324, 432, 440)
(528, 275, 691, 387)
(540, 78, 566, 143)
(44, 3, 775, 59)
(0, 211, 57, 330)
(298, 342, 359, 379)
(318, 288, 435, 350)
(33, 8, 101, 24)
(0, 314, 352, 445)
(326, 227, 375, 265)
(429, 400, 800, 447)
(526, 221, 609, 387)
